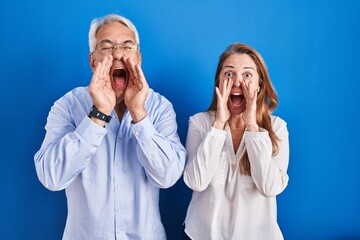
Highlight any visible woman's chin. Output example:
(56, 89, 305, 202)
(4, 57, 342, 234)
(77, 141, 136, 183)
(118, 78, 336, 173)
(228, 103, 245, 115)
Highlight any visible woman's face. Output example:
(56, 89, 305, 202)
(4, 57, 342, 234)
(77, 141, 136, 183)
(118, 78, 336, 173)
(219, 53, 260, 115)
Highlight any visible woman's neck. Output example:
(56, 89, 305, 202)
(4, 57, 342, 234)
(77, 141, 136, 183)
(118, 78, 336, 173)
(228, 114, 245, 129)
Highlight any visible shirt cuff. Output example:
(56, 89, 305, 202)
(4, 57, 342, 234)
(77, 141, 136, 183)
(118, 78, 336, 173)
(75, 116, 107, 147)
(245, 127, 269, 139)
(210, 126, 227, 137)
(131, 115, 155, 139)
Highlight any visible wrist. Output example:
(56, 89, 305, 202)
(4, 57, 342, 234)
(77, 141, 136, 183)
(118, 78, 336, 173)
(212, 120, 226, 130)
(88, 105, 113, 125)
(246, 124, 259, 132)
(130, 109, 147, 123)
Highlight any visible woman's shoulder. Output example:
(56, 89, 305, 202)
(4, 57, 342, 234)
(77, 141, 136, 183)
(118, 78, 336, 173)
(270, 115, 288, 133)
(189, 111, 215, 127)
(190, 111, 214, 121)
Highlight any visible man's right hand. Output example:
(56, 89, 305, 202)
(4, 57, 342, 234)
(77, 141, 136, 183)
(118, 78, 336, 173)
(88, 55, 116, 116)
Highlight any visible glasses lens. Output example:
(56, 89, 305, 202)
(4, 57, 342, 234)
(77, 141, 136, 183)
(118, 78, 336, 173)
(98, 42, 114, 54)
(122, 43, 138, 53)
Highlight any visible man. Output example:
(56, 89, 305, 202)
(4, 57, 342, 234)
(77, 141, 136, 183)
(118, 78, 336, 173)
(34, 14, 186, 240)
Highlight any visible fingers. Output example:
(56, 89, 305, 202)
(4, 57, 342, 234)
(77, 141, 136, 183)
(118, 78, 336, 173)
(124, 56, 148, 89)
(241, 80, 258, 100)
(91, 56, 113, 86)
(221, 78, 233, 97)
(215, 87, 221, 100)
(225, 78, 233, 95)
(91, 61, 101, 84)
(98, 55, 113, 79)
(123, 56, 138, 78)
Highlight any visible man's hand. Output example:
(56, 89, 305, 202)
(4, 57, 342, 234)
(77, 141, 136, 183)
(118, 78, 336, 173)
(123, 56, 149, 123)
(88, 55, 116, 115)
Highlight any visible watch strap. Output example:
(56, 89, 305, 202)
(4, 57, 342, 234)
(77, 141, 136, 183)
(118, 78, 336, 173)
(88, 105, 112, 123)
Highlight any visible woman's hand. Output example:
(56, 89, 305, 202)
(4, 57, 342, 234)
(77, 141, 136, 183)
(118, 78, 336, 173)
(213, 78, 233, 129)
(241, 79, 259, 131)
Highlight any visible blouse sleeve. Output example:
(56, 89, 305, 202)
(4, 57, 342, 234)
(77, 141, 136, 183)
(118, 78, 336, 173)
(245, 116, 289, 197)
(183, 113, 227, 192)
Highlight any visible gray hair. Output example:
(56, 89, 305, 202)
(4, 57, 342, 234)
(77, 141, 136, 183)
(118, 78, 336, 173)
(88, 14, 140, 53)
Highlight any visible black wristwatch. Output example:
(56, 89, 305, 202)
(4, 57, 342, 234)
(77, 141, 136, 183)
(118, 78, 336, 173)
(88, 105, 112, 123)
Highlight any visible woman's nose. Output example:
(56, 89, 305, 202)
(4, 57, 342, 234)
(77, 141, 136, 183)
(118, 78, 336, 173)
(233, 77, 242, 87)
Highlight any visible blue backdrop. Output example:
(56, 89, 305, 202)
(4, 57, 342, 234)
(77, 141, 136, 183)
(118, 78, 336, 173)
(1, 0, 359, 239)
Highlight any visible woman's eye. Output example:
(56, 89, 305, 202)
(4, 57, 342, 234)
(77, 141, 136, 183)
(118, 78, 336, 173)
(243, 73, 252, 79)
(225, 72, 233, 77)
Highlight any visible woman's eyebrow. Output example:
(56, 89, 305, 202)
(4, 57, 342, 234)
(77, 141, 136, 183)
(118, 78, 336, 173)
(223, 65, 235, 69)
(243, 66, 255, 70)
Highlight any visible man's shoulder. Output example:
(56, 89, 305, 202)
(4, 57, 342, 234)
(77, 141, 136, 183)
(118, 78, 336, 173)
(59, 86, 89, 101)
(54, 86, 90, 109)
(147, 88, 172, 106)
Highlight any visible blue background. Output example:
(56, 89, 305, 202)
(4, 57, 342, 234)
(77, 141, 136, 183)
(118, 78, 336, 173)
(1, 0, 359, 239)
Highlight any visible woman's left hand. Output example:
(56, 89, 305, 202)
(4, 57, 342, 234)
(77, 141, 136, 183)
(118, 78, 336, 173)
(241, 80, 259, 131)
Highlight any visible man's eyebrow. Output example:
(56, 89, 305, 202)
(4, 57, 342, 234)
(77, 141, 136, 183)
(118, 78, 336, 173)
(99, 39, 113, 43)
(123, 39, 136, 44)
(99, 39, 136, 44)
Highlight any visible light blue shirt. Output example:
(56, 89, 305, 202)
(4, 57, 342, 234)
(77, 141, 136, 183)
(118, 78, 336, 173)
(34, 87, 186, 240)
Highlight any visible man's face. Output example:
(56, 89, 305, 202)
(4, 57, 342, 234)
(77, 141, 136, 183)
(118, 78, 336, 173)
(90, 22, 141, 102)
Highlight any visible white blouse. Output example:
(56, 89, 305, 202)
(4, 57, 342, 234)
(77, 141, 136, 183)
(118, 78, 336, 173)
(183, 111, 289, 240)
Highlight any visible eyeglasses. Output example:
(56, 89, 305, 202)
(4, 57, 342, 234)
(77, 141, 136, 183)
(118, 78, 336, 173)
(95, 40, 138, 55)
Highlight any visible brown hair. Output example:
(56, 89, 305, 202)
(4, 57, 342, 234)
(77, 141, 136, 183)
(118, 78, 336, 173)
(208, 43, 280, 175)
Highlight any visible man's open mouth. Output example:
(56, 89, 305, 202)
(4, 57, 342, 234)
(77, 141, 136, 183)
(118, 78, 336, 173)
(111, 68, 127, 87)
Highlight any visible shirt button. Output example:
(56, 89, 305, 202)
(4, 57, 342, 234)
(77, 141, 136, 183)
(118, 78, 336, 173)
(134, 131, 139, 136)
(117, 208, 121, 213)
(117, 229, 121, 235)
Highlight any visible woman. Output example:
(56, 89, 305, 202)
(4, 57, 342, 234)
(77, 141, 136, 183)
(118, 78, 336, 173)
(183, 43, 289, 240)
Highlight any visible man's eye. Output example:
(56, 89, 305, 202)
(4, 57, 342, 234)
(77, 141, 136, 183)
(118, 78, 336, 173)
(122, 44, 137, 52)
(225, 72, 233, 77)
(101, 47, 113, 51)
(123, 46, 134, 51)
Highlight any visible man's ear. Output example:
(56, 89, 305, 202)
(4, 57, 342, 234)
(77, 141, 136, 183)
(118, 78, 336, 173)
(137, 51, 142, 65)
(89, 53, 96, 71)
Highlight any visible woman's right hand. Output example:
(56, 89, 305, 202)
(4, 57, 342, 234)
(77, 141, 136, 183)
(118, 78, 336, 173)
(213, 77, 233, 129)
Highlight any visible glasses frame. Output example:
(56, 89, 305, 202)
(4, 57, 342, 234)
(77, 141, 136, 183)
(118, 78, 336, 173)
(95, 40, 139, 55)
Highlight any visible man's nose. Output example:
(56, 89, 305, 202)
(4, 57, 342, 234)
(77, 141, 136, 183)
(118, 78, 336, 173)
(112, 47, 125, 60)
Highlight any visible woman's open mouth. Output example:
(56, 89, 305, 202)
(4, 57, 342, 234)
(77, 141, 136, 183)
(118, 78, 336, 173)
(229, 93, 245, 108)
